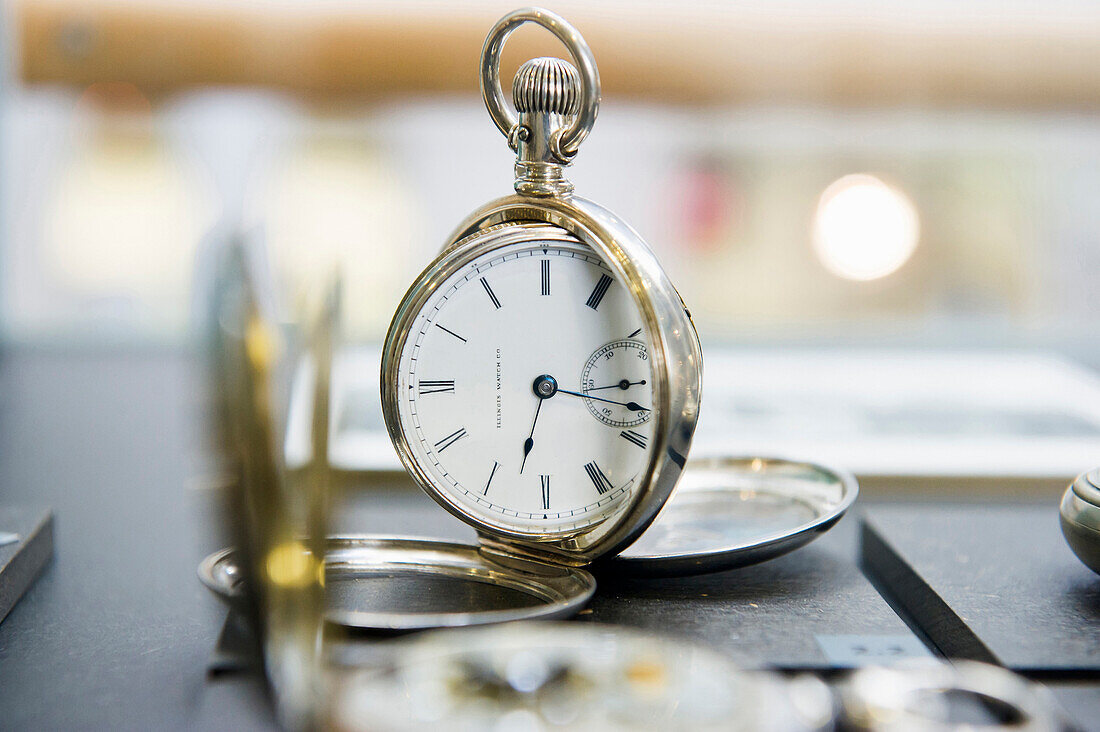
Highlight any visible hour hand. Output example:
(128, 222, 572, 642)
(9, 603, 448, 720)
(521, 375, 558, 473)
(521, 434, 535, 472)
(519, 399, 542, 474)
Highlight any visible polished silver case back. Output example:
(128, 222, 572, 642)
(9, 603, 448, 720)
(612, 456, 859, 576)
(381, 195, 702, 568)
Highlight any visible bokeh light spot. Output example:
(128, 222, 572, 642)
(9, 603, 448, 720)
(813, 174, 920, 281)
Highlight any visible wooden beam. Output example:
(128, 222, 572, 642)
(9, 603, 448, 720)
(16, 1, 1100, 109)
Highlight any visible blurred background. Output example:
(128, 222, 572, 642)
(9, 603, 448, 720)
(5, 0, 1100, 491)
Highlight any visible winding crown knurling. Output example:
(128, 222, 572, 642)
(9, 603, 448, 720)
(512, 57, 581, 116)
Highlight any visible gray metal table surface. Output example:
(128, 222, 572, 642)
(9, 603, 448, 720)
(0, 348, 1095, 729)
(331, 488, 925, 672)
(0, 349, 274, 730)
(861, 504, 1100, 731)
(862, 504, 1100, 672)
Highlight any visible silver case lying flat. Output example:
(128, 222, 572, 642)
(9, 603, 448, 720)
(612, 456, 859, 576)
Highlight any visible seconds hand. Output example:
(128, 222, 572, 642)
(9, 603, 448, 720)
(586, 379, 646, 391)
(556, 388, 650, 412)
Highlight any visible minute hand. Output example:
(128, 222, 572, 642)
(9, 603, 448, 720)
(557, 388, 650, 412)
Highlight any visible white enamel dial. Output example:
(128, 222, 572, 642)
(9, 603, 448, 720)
(393, 235, 652, 535)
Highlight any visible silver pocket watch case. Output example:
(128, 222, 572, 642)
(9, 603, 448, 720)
(201, 7, 859, 631)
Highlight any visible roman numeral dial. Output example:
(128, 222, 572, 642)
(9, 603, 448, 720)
(396, 238, 650, 535)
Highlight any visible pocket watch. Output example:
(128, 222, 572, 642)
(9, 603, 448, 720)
(380, 8, 702, 579)
(198, 8, 858, 631)
(841, 661, 1060, 731)
(327, 623, 836, 731)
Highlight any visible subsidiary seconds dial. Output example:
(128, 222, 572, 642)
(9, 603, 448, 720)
(580, 340, 651, 428)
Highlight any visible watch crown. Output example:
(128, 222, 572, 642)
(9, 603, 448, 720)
(512, 57, 581, 117)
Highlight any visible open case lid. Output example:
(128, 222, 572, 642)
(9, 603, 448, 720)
(202, 537, 598, 630)
(205, 226, 608, 630)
